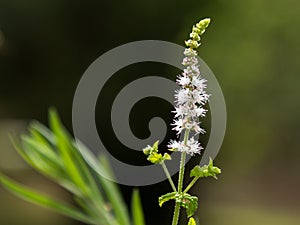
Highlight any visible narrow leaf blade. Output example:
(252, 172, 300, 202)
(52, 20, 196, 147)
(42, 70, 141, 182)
(0, 174, 97, 225)
(131, 189, 145, 225)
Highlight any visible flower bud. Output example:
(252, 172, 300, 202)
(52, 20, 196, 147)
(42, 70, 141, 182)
(189, 32, 201, 41)
(185, 39, 200, 49)
(196, 18, 211, 29)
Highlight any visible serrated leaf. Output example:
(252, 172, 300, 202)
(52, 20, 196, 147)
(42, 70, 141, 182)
(190, 158, 221, 179)
(180, 193, 198, 218)
(158, 192, 177, 207)
(190, 165, 206, 178)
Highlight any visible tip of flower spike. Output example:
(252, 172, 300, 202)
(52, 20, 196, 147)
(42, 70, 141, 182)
(195, 18, 211, 35)
(185, 18, 211, 49)
(197, 18, 211, 29)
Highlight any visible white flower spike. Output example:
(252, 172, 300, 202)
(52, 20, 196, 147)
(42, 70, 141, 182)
(169, 18, 211, 155)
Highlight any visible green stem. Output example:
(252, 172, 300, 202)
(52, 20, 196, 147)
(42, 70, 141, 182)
(161, 162, 177, 192)
(172, 202, 181, 225)
(177, 151, 187, 194)
(183, 177, 198, 194)
(171, 129, 190, 225)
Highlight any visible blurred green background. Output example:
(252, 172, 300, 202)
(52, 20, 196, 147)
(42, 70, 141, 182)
(0, 0, 299, 224)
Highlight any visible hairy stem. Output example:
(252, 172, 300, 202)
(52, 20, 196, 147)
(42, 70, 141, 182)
(183, 177, 198, 194)
(171, 129, 190, 225)
(161, 162, 177, 192)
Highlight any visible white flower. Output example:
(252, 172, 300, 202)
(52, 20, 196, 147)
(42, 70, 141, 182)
(169, 27, 210, 155)
(173, 104, 189, 118)
(167, 138, 203, 155)
(191, 77, 206, 91)
(176, 75, 190, 86)
(174, 89, 191, 105)
(194, 124, 206, 134)
(172, 118, 184, 134)
(194, 107, 207, 117)
(186, 138, 203, 155)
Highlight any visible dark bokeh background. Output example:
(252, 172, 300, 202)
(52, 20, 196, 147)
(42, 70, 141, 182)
(1, 0, 300, 224)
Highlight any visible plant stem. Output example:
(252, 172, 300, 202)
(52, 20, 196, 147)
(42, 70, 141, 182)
(171, 129, 190, 225)
(172, 202, 181, 225)
(177, 151, 187, 194)
(161, 162, 177, 192)
(183, 177, 198, 194)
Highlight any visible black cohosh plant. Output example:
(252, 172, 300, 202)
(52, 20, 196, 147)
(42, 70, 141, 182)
(143, 18, 221, 225)
(0, 18, 221, 225)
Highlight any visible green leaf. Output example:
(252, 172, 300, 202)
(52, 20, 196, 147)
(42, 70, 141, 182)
(0, 173, 98, 225)
(21, 135, 63, 171)
(158, 192, 177, 207)
(152, 140, 159, 152)
(147, 152, 163, 164)
(180, 193, 198, 218)
(190, 165, 207, 178)
(188, 217, 196, 225)
(10, 135, 82, 197)
(163, 153, 171, 161)
(144, 141, 171, 164)
(7, 109, 127, 225)
(190, 158, 221, 179)
(159, 192, 198, 217)
(37, 122, 100, 198)
(47, 109, 115, 223)
(48, 108, 92, 197)
(9, 135, 35, 168)
(98, 155, 131, 225)
(131, 189, 145, 225)
(30, 121, 56, 144)
(21, 140, 64, 179)
(28, 127, 59, 161)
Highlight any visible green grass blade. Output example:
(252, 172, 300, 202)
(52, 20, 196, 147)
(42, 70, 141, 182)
(30, 121, 56, 144)
(11, 134, 83, 196)
(0, 174, 98, 225)
(97, 155, 131, 225)
(77, 153, 131, 225)
(28, 121, 93, 197)
(27, 128, 60, 162)
(47, 109, 118, 225)
(7, 109, 127, 225)
(21, 135, 63, 170)
(131, 189, 146, 225)
(48, 108, 89, 194)
(48, 109, 106, 200)
(9, 135, 35, 167)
